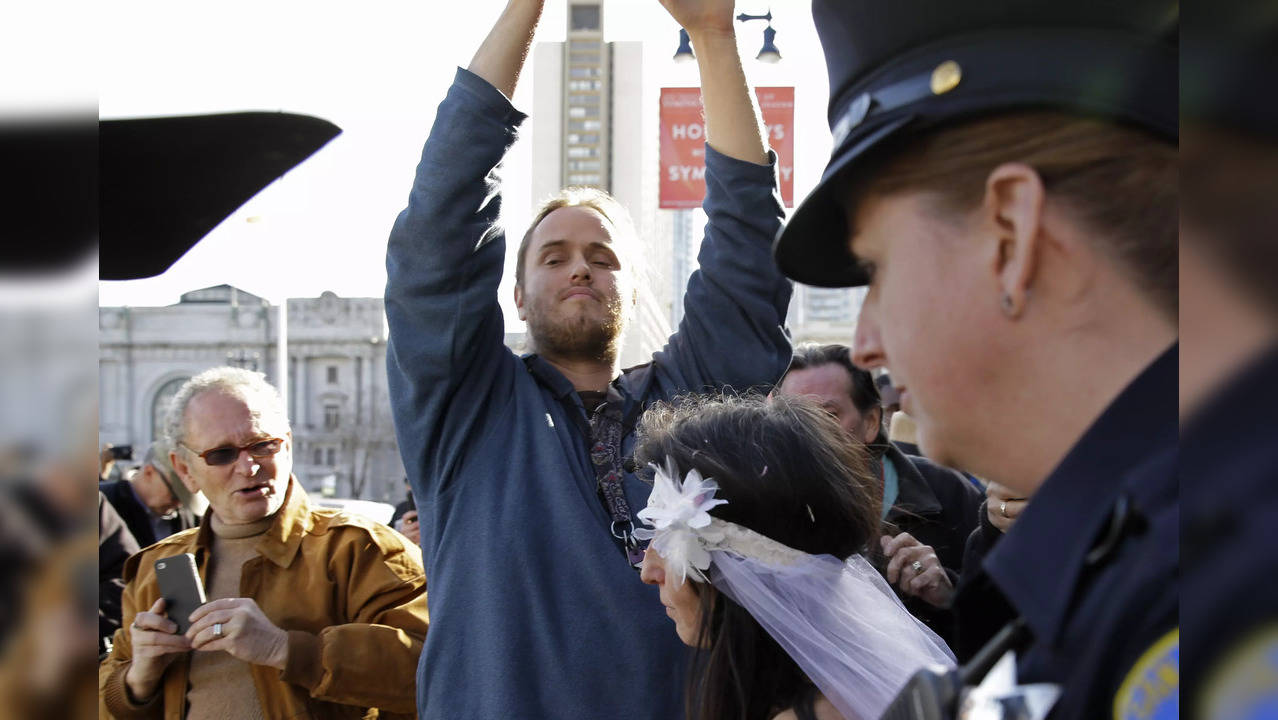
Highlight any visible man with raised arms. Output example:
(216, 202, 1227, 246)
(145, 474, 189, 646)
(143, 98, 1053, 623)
(385, 0, 792, 716)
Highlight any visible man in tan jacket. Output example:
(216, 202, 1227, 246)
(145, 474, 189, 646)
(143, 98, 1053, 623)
(99, 367, 428, 719)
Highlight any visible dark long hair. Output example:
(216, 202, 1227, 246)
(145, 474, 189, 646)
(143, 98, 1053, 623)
(634, 393, 880, 720)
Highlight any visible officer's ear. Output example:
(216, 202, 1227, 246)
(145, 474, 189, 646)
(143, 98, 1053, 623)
(982, 163, 1045, 318)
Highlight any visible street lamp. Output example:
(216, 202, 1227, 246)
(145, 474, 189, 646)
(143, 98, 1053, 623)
(755, 24, 781, 63)
(671, 9, 781, 64)
(736, 10, 781, 63)
(673, 28, 695, 63)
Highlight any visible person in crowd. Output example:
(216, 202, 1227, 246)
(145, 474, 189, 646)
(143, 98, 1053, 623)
(949, 481, 1027, 662)
(388, 476, 414, 528)
(384, 0, 791, 716)
(776, 344, 981, 645)
(772, 1, 1176, 717)
(388, 476, 420, 547)
(99, 492, 140, 658)
(100, 440, 206, 547)
(394, 502, 420, 547)
(635, 393, 953, 720)
(99, 367, 429, 719)
(0, 433, 99, 719)
(100, 443, 124, 482)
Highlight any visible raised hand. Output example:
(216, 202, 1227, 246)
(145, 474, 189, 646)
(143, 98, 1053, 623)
(656, 0, 768, 164)
(657, 0, 736, 38)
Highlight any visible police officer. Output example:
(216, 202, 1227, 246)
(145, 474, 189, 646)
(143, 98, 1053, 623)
(773, 2, 1178, 718)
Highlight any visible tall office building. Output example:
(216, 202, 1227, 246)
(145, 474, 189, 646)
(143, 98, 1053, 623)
(531, 0, 673, 368)
(668, 208, 699, 327)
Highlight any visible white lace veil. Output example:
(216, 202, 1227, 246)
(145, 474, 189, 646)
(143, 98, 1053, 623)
(636, 463, 956, 720)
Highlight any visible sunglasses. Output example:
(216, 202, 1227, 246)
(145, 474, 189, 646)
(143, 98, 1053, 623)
(181, 437, 284, 466)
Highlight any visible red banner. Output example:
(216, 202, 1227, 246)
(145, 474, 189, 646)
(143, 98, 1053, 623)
(659, 86, 794, 209)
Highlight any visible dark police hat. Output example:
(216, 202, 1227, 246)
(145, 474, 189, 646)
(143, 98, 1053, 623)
(774, 0, 1178, 288)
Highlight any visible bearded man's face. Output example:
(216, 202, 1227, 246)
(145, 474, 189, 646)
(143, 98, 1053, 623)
(515, 206, 634, 361)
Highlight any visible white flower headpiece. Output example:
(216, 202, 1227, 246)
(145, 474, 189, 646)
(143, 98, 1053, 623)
(635, 459, 807, 586)
(634, 459, 726, 585)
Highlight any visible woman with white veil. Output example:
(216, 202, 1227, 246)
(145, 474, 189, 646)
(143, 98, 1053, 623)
(634, 394, 954, 720)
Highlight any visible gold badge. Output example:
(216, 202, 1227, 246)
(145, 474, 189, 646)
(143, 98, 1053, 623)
(930, 60, 962, 95)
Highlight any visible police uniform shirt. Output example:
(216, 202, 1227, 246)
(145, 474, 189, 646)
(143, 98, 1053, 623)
(980, 344, 1178, 720)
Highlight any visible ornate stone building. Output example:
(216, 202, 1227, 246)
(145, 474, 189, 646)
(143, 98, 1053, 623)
(99, 286, 405, 503)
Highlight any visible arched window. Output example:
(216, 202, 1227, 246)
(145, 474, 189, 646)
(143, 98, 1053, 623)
(152, 377, 189, 441)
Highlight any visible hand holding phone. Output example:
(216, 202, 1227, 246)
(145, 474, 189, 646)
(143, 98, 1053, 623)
(154, 553, 207, 634)
(125, 596, 194, 703)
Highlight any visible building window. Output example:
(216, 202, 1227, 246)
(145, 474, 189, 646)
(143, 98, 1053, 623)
(313, 448, 323, 465)
(583, 120, 601, 130)
(327, 365, 338, 384)
(325, 448, 336, 466)
(324, 404, 340, 430)
(570, 4, 601, 31)
(567, 146, 598, 159)
(569, 67, 600, 78)
(568, 173, 601, 185)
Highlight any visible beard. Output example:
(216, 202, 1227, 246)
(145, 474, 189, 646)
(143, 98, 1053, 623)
(525, 292, 627, 363)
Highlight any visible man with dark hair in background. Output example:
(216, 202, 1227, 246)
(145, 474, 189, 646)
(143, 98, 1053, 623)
(777, 343, 981, 644)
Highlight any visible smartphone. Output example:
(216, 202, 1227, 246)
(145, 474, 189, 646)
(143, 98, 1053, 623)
(154, 553, 207, 634)
(110, 444, 134, 461)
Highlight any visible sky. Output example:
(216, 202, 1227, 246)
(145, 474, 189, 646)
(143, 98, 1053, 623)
(97, 0, 836, 317)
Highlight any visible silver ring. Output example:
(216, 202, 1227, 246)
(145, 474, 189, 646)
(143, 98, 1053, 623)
(213, 622, 223, 639)
(1000, 501, 1009, 518)
(911, 560, 924, 574)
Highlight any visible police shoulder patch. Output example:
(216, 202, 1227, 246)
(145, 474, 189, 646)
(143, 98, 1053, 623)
(1200, 623, 1278, 720)
(1113, 627, 1179, 720)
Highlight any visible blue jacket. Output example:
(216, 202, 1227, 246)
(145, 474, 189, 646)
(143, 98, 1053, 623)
(385, 68, 792, 719)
